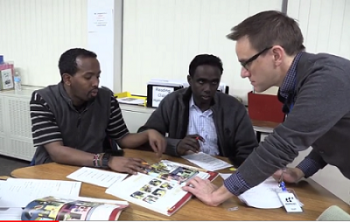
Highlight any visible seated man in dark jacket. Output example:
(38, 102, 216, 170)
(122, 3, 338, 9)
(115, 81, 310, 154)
(138, 54, 258, 167)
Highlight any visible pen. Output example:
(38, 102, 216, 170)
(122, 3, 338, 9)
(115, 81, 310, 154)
(278, 168, 287, 191)
(195, 136, 205, 144)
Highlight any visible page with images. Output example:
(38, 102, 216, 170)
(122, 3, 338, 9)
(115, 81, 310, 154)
(106, 173, 192, 216)
(21, 196, 129, 221)
(145, 160, 211, 185)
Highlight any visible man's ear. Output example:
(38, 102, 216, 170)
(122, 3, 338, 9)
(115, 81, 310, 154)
(272, 46, 284, 66)
(62, 73, 72, 86)
(187, 75, 192, 85)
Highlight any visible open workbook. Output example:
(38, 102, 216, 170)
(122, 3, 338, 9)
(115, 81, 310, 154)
(106, 160, 218, 216)
(20, 196, 129, 221)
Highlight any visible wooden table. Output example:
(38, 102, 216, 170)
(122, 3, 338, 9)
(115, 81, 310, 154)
(252, 120, 280, 142)
(11, 149, 350, 221)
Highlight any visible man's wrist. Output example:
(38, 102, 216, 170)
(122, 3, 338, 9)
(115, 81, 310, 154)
(223, 172, 250, 196)
(294, 167, 305, 179)
(145, 129, 153, 136)
(210, 186, 234, 206)
(93, 153, 103, 167)
(102, 153, 112, 168)
(296, 157, 321, 178)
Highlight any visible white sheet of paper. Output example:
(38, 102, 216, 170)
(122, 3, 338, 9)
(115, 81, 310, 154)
(219, 173, 231, 180)
(0, 178, 81, 208)
(67, 167, 128, 188)
(181, 152, 233, 171)
(238, 177, 283, 209)
(0, 208, 23, 220)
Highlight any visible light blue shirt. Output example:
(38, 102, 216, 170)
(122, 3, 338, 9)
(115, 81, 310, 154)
(187, 96, 219, 155)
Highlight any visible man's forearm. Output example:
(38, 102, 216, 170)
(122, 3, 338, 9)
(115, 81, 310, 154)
(117, 131, 149, 148)
(47, 145, 96, 167)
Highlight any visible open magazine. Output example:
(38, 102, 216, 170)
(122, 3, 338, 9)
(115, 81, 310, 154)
(21, 196, 129, 221)
(106, 160, 218, 216)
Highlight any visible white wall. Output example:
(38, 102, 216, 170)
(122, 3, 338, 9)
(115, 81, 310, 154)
(122, 0, 282, 102)
(0, 0, 88, 86)
(287, 0, 350, 59)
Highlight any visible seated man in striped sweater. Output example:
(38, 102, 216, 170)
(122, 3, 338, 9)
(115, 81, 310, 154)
(29, 48, 166, 174)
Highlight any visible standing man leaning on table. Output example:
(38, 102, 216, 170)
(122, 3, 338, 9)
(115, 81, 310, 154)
(29, 48, 166, 174)
(183, 10, 350, 206)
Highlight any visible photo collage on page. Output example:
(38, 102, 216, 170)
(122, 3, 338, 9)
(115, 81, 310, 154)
(129, 161, 202, 205)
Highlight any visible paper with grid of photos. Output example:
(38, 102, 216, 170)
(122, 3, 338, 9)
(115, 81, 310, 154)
(105, 160, 218, 216)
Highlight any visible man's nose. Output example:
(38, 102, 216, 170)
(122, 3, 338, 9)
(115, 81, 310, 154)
(203, 84, 211, 93)
(92, 77, 99, 87)
(241, 67, 251, 78)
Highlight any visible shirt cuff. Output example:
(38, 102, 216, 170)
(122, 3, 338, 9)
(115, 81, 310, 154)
(223, 171, 251, 196)
(296, 157, 322, 178)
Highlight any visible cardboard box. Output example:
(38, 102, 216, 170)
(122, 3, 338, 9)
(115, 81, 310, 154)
(247, 91, 285, 123)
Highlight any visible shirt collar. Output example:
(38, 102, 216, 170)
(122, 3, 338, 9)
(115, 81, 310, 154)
(189, 95, 213, 114)
(189, 96, 196, 108)
(279, 52, 304, 98)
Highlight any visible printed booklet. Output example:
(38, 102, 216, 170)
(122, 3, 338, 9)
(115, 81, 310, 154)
(20, 196, 129, 221)
(105, 160, 218, 216)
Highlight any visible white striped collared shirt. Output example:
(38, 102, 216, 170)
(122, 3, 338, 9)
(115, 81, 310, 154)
(187, 96, 219, 155)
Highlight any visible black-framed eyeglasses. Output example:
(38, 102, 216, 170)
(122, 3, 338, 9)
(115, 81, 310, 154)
(240, 46, 273, 69)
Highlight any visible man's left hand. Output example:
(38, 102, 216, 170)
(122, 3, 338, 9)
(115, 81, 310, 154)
(182, 176, 219, 206)
(147, 129, 166, 157)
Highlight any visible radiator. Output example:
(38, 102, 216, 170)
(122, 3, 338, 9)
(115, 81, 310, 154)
(0, 88, 37, 161)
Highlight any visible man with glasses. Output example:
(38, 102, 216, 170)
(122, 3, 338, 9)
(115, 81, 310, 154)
(182, 10, 350, 206)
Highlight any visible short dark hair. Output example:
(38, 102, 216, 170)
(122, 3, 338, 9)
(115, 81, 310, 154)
(58, 48, 97, 77)
(189, 54, 223, 76)
(227, 10, 305, 56)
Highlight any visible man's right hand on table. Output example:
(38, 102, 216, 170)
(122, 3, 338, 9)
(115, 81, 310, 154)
(108, 156, 148, 175)
(273, 167, 305, 183)
(176, 134, 205, 155)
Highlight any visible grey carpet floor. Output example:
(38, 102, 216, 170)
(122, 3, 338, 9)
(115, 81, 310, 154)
(0, 155, 29, 176)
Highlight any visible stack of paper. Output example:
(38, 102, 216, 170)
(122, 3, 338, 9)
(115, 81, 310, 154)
(117, 97, 145, 105)
(181, 152, 233, 171)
